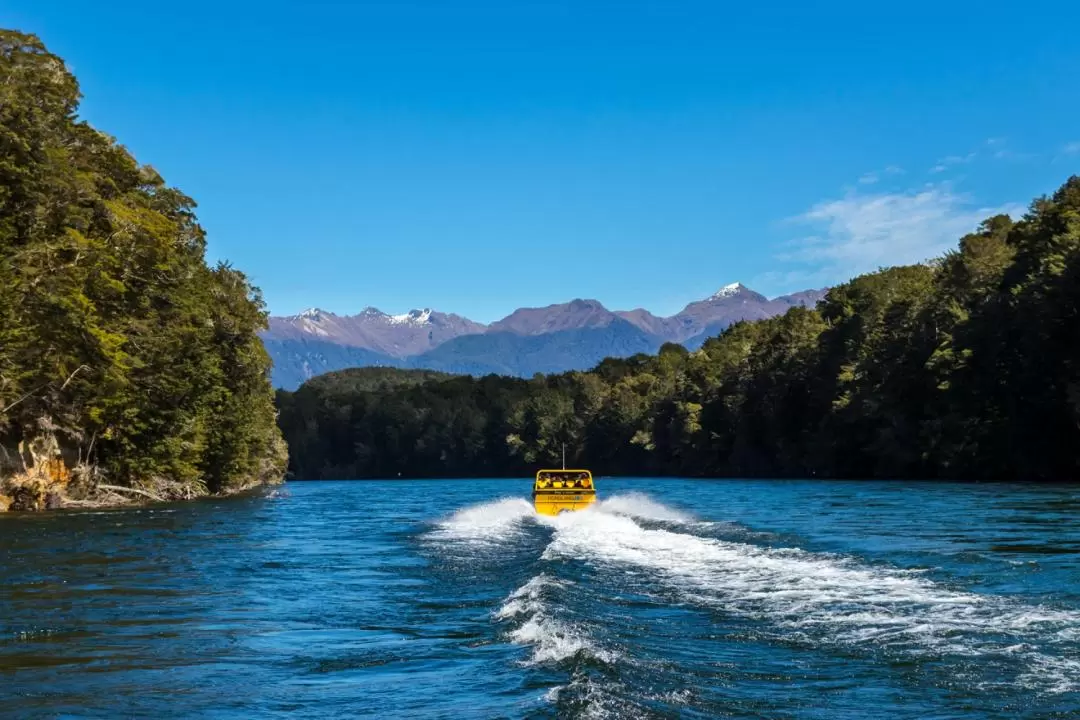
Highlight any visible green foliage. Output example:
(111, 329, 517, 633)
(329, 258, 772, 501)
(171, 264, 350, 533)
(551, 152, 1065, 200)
(294, 367, 452, 396)
(0, 30, 286, 494)
(277, 370, 532, 478)
(278, 177, 1080, 482)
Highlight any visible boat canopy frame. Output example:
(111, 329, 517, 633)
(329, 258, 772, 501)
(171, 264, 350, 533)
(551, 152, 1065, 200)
(533, 469, 594, 493)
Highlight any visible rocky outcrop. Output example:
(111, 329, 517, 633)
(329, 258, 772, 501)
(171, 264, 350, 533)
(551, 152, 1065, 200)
(0, 434, 76, 511)
(1, 427, 283, 512)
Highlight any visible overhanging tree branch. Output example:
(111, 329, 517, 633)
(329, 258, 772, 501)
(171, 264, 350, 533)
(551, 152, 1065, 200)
(1, 365, 89, 415)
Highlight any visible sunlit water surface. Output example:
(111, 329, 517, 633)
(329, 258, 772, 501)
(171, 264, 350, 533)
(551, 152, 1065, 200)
(2, 479, 1079, 718)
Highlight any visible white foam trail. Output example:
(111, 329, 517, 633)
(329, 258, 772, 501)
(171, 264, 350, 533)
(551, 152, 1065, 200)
(427, 491, 689, 546)
(508, 614, 612, 664)
(595, 492, 694, 523)
(543, 676, 647, 720)
(1018, 654, 1080, 694)
(539, 499, 1080, 693)
(495, 574, 617, 666)
(494, 574, 562, 620)
(427, 497, 536, 544)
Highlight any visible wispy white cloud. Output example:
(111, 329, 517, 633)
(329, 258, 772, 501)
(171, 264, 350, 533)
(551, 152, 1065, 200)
(856, 165, 904, 186)
(757, 140, 1075, 294)
(981, 138, 1037, 161)
(775, 183, 1023, 287)
(929, 152, 977, 174)
(993, 147, 1036, 161)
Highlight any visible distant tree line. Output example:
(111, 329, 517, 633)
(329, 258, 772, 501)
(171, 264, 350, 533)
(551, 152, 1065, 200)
(0, 30, 286, 501)
(277, 176, 1080, 482)
(278, 174, 1080, 481)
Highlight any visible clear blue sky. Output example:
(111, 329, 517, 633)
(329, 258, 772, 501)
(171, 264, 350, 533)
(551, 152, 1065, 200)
(7, 1, 1079, 322)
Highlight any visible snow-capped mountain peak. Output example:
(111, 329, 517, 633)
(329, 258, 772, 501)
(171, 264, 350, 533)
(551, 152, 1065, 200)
(708, 283, 744, 300)
(388, 308, 433, 326)
(293, 307, 330, 320)
(263, 284, 829, 388)
(285, 308, 335, 337)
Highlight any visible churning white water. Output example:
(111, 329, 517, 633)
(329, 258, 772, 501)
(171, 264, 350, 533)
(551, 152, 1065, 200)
(430, 491, 1080, 696)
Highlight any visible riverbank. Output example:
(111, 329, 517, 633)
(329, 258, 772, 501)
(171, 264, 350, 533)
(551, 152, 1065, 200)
(0, 444, 284, 512)
(0, 472, 284, 512)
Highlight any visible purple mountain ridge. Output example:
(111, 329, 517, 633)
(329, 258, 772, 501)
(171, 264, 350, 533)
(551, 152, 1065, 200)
(263, 284, 828, 388)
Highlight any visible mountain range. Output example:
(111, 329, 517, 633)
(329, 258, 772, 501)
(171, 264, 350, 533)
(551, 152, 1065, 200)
(263, 283, 827, 389)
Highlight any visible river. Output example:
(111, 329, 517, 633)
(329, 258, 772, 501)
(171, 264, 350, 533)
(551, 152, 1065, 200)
(2, 479, 1078, 718)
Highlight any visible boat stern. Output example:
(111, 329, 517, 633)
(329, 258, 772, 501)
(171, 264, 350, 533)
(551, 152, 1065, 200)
(533, 470, 596, 515)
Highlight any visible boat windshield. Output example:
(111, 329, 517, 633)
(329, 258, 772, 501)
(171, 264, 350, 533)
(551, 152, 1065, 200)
(535, 471, 593, 490)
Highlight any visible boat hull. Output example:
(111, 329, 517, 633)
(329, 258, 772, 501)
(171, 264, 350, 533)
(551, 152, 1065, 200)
(532, 468, 596, 515)
(533, 490, 596, 516)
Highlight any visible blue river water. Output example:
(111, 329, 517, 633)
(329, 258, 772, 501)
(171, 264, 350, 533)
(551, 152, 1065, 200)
(1, 478, 1079, 718)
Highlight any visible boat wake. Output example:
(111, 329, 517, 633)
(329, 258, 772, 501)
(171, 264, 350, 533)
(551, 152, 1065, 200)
(426, 491, 695, 548)
(426, 496, 536, 545)
(590, 492, 695, 523)
(556, 498, 1079, 693)
(430, 492, 1080, 702)
(495, 574, 619, 666)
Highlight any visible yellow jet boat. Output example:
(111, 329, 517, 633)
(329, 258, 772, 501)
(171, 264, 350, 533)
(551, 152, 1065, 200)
(532, 469, 596, 516)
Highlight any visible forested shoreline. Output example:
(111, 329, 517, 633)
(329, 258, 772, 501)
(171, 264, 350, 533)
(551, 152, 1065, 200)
(0, 31, 286, 510)
(278, 176, 1080, 482)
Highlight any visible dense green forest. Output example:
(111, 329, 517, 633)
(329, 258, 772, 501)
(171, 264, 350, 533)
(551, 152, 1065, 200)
(278, 176, 1080, 481)
(0, 30, 285, 509)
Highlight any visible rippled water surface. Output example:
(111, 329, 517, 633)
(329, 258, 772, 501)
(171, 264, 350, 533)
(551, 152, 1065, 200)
(2, 479, 1079, 718)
